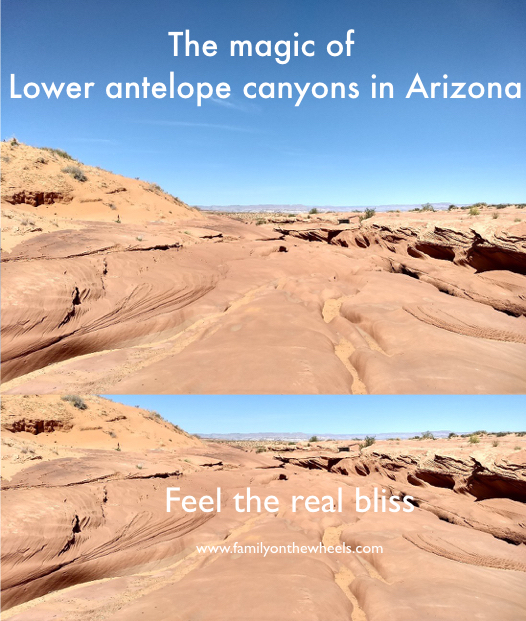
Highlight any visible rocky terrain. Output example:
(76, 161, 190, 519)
(1, 395, 525, 620)
(2, 141, 526, 394)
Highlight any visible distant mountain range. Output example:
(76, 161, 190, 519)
(199, 431, 458, 441)
(198, 202, 464, 214)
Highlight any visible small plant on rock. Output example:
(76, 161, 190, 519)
(360, 436, 376, 449)
(360, 208, 376, 222)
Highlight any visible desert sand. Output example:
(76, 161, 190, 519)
(2, 141, 526, 394)
(1, 395, 525, 620)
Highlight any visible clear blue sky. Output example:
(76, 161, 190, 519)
(104, 395, 526, 434)
(2, 0, 525, 206)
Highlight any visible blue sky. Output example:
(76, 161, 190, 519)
(2, 0, 525, 206)
(104, 395, 526, 434)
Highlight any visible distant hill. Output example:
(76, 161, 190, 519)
(199, 203, 462, 214)
(201, 431, 458, 441)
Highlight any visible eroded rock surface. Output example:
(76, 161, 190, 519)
(2, 143, 526, 394)
(1, 397, 525, 620)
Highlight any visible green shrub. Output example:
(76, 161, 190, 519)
(256, 446, 267, 453)
(421, 431, 435, 440)
(360, 436, 376, 449)
(469, 206, 480, 216)
(309, 208, 319, 214)
(61, 395, 87, 410)
(360, 208, 375, 222)
(62, 165, 87, 182)
(309, 435, 319, 442)
(468, 434, 480, 444)
(421, 203, 435, 212)
(448, 432, 457, 439)
(492, 440, 499, 447)
(255, 218, 267, 225)
(43, 147, 73, 160)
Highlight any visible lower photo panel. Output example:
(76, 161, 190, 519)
(1, 394, 526, 620)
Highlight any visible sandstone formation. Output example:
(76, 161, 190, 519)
(2, 142, 526, 394)
(1, 396, 525, 620)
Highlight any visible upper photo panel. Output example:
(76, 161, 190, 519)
(1, 0, 525, 394)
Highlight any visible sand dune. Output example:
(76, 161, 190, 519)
(2, 396, 525, 619)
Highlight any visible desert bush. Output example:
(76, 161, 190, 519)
(61, 395, 87, 410)
(43, 147, 73, 160)
(255, 218, 267, 225)
(255, 446, 267, 453)
(469, 206, 480, 216)
(448, 432, 457, 439)
(309, 208, 319, 214)
(421, 203, 435, 212)
(309, 435, 319, 442)
(421, 431, 435, 440)
(492, 440, 499, 447)
(360, 208, 375, 222)
(495, 431, 508, 437)
(514, 446, 521, 450)
(62, 165, 87, 182)
(468, 434, 480, 444)
(360, 436, 376, 449)
(492, 212, 499, 219)
(448, 205, 458, 210)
